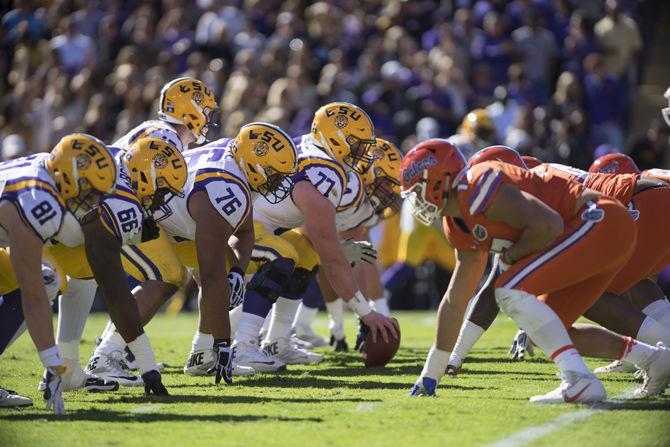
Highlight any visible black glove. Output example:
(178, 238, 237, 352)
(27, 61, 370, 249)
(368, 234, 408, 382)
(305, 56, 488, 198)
(355, 319, 370, 352)
(208, 341, 233, 385)
(142, 370, 169, 395)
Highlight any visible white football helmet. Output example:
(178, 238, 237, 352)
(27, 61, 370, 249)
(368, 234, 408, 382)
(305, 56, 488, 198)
(662, 86, 670, 127)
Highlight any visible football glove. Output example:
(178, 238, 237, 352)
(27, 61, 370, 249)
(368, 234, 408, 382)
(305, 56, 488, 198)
(354, 319, 370, 352)
(509, 329, 534, 361)
(208, 341, 233, 385)
(408, 376, 437, 397)
(43, 366, 66, 415)
(227, 268, 245, 309)
(340, 239, 377, 265)
(142, 370, 169, 395)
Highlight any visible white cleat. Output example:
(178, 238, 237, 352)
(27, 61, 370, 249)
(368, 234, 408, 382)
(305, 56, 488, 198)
(184, 348, 255, 377)
(262, 337, 323, 365)
(530, 371, 606, 404)
(294, 326, 329, 348)
(0, 387, 33, 407)
(633, 343, 670, 398)
(594, 360, 638, 375)
(234, 339, 286, 373)
(39, 362, 119, 392)
(86, 351, 143, 387)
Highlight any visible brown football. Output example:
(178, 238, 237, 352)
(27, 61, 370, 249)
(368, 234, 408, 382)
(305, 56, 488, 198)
(361, 318, 401, 367)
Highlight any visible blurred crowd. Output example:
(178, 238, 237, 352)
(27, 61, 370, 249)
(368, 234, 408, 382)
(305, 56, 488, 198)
(1, 0, 668, 170)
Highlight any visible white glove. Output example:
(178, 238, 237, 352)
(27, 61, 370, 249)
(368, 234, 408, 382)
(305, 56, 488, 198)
(43, 366, 66, 415)
(340, 239, 377, 265)
(227, 268, 245, 309)
(509, 329, 534, 361)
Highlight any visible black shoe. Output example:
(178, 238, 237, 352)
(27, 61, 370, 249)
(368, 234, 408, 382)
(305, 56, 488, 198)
(329, 335, 348, 352)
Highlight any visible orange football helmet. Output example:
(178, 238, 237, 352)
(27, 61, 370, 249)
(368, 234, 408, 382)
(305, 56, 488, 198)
(588, 153, 640, 175)
(400, 139, 466, 225)
(468, 145, 527, 169)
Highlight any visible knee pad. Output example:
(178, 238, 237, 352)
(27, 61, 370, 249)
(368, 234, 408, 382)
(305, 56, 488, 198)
(247, 257, 296, 302)
(285, 267, 318, 297)
(495, 287, 555, 333)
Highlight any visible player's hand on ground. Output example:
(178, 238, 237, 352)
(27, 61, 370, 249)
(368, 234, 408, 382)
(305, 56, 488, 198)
(509, 329, 534, 361)
(43, 366, 66, 415)
(361, 311, 399, 344)
(208, 342, 233, 385)
(355, 319, 370, 352)
(142, 370, 169, 395)
(408, 376, 437, 397)
(227, 268, 245, 309)
(340, 239, 377, 265)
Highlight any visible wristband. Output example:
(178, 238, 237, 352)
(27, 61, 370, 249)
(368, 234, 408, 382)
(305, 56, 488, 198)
(39, 345, 63, 368)
(347, 291, 373, 317)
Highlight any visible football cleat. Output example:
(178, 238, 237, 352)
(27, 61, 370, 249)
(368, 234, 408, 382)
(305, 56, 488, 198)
(0, 387, 33, 407)
(294, 326, 329, 348)
(234, 339, 286, 373)
(529, 371, 606, 404)
(633, 343, 670, 398)
(184, 348, 255, 377)
(593, 360, 638, 375)
(330, 335, 349, 352)
(262, 337, 323, 365)
(86, 352, 143, 387)
(409, 377, 437, 397)
(39, 363, 119, 392)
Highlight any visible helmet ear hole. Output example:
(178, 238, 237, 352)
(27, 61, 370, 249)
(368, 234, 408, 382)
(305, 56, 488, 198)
(247, 163, 257, 174)
(329, 138, 340, 146)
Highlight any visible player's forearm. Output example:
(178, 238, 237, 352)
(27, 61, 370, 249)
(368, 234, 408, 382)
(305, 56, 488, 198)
(507, 221, 562, 262)
(21, 291, 57, 352)
(314, 236, 359, 300)
(229, 225, 254, 272)
(199, 276, 230, 340)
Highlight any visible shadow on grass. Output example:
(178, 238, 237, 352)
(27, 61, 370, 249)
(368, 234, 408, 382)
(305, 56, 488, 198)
(102, 394, 382, 405)
(0, 409, 323, 423)
(237, 375, 492, 391)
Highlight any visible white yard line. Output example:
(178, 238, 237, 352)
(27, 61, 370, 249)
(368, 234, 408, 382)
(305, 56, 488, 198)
(488, 388, 637, 447)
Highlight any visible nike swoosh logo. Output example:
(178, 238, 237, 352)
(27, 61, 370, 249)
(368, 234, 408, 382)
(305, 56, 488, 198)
(251, 361, 276, 365)
(564, 382, 591, 403)
(107, 375, 140, 381)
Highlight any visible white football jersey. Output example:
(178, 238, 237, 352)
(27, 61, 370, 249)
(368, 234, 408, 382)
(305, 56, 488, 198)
(335, 171, 374, 232)
(158, 138, 252, 241)
(254, 134, 347, 233)
(0, 151, 145, 249)
(113, 120, 183, 152)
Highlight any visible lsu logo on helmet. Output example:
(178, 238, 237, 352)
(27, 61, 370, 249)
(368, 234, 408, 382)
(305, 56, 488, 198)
(159, 77, 218, 145)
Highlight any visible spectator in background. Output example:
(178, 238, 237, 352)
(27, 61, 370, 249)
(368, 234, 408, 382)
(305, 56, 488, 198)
(628, 120, 670, 170)
(1, 134, 27, 161)
(506, 63, 541, 107)
(470, 12, 513, 85)
(595, 0, 642, 83)
(547, 71, 584, 122)
(2, 0, 43, 46)
(583, 53, 625, 149)
(50, 15, 96, 76)
(73, 0, 106, 39)
(562, 10, 600, 78)
(512, 8, 558, 101)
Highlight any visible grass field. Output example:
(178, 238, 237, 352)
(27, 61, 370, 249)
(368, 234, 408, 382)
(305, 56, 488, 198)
(1, 311, 669, 447)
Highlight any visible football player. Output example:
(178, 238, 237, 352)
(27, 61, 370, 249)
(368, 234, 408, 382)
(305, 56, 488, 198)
(403, 140, 669, 403)
(0, 134, 121, 414)
(233, 103, 399, 370)
(448, 109, 498, 159)
(122, 123, 297, 383)
(292, 138, 403, 351)
(447, 149, 670, 392)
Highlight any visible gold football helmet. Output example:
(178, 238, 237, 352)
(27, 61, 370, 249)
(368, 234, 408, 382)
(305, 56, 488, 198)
(158, 77, 218, 145)
(311, 102, 376, 174)
(124, 138, 187, 220)
(231, 122, 298, 203)
(460, 108, 496, 144)
(47, 133, 116, 217)
(362, 138, 403, 216)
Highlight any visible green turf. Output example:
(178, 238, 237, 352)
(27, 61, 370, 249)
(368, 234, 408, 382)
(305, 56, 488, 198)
(0, 312, 668, 447)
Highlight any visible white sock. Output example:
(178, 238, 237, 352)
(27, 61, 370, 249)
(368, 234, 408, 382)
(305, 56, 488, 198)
(229, 305, 243, 337)
(495, 288, 591, 375)
(191, 331, 213, 351)
(261, 306, 273, 337)
(325, 298, 345, 340)
(56, 278, 96, 362)
(620, 337, 658, 368)
(127, 333, 158, 375)
(420, 346, 450, 382)
(449, 320, 485, 368)
(293, 303, 319, 334)
(642, 299, 670, 326)
(235, 313, 265, 345)
(265, 297, 301, 342)
(637, 316, 670, 346)
(371, 297, 390, 316)
(94, 326, 126, 356)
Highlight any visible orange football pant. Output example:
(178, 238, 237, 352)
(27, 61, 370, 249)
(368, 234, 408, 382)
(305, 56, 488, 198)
(495, 197, 636, 327)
